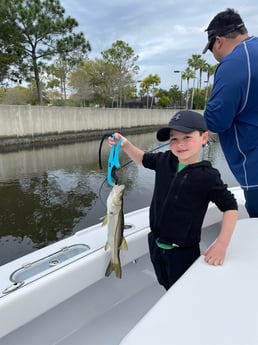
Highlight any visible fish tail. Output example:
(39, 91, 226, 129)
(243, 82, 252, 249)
(105, 261, 122, 279)
(120, 238, 128, 250)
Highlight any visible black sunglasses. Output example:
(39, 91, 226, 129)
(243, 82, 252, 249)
(208, 37, 216, 52)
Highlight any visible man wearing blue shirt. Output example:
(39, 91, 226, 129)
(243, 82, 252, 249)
(203, 8, 258, 217)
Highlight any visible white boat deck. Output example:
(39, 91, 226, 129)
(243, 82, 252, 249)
(1, 220, 238, 345)
(1, 254, 164, 345)
(120, 218, 258, 345)
(0, 186, 251, 345)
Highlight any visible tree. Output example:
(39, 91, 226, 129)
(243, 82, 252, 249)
(140, 74, 161, 108)
(1, 86, 33, 105)
(69, 61, 93, 107)
(1, 0, 91, 104)
(0, 88, 6, 103)
(155, 88, 169, 108)
(0, 2, 23, 84)
(168, 85, 182, 108)
(69, 59, 120, 107)
(182, 67, 195, 109)
(187, 54, 206, 89)
(101, 40, 139, 107)
(156, 95, 171, 108)
(203, 63, 217, 103)
(192, 88, 206, 110)
(46, 51, 86, 103)
(88, 60, 121, 107)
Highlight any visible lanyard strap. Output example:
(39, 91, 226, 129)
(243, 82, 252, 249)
(107, 135, 123, 186)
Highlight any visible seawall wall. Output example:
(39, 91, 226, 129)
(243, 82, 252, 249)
(0, 105, 203, 149)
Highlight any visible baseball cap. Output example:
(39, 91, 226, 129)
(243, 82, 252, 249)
(156, 111, 207, 142)
(202, 9, 245, 54)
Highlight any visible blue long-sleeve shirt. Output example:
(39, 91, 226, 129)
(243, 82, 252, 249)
(204, 36, 258, 190)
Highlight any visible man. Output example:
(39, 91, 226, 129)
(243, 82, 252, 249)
(203, 8, 258, 217)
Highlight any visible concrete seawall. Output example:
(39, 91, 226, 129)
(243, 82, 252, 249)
(0, 105, 203, 150)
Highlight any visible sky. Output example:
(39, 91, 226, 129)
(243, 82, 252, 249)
(60, 0, 258, 90)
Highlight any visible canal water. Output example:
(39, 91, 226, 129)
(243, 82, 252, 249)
(0, 132, 237, 266)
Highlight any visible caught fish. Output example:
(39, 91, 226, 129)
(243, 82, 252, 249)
(103, 184, 127, 278)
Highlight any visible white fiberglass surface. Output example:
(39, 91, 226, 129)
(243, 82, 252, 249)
(1, 254, 164, 345)
(0, 223, 222, 345)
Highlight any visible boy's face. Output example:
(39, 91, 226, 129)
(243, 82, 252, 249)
(169, 129, 208, 164)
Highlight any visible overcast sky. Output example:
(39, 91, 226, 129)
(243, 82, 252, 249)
(60, 0, 258, 90)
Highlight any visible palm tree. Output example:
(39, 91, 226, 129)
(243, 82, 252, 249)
(182, 67, 195, 109)
(140, 74, 161, 108)
(203, 63, 218, 103)
(188, 54, 206, 89)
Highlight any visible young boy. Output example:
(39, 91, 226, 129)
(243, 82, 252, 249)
(109, 110, 238, 290)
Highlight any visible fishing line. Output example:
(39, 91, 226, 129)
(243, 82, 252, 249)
(98, 132, 113, 170)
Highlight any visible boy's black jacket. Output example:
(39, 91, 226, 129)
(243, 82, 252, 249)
(143, 151, 238, 247)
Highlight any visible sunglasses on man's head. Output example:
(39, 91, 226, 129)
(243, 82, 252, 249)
(208, 37, 216, 52)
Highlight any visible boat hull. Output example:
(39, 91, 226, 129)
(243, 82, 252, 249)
(0, 186, 248, 344)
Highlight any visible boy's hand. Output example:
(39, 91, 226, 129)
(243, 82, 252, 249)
(203, 241, 227, 266)
(108, 133, 127, 148)
(108, 132, 144, 165)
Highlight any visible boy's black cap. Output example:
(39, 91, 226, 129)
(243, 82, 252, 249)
(156, 110, 207, 142)
(202, 9, 245, 54)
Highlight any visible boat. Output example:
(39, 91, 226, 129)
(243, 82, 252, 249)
(0, 186, 250, 345)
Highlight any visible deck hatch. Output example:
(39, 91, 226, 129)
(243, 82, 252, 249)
(10, 244, 90, 283)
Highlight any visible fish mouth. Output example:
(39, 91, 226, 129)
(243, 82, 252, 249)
(114, 184, 125, 192)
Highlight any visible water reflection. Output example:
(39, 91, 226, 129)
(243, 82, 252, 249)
(0, 172, 99, 259)
(203, 138, 237, 186)
(0, 132, 237, 265)
(0, 133, 159, 265)
(0, 133, 160, 180)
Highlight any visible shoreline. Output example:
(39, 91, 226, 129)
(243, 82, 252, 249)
(0, 125, 161, 153)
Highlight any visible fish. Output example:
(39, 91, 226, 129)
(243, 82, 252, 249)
(103, 184, 127, 278)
